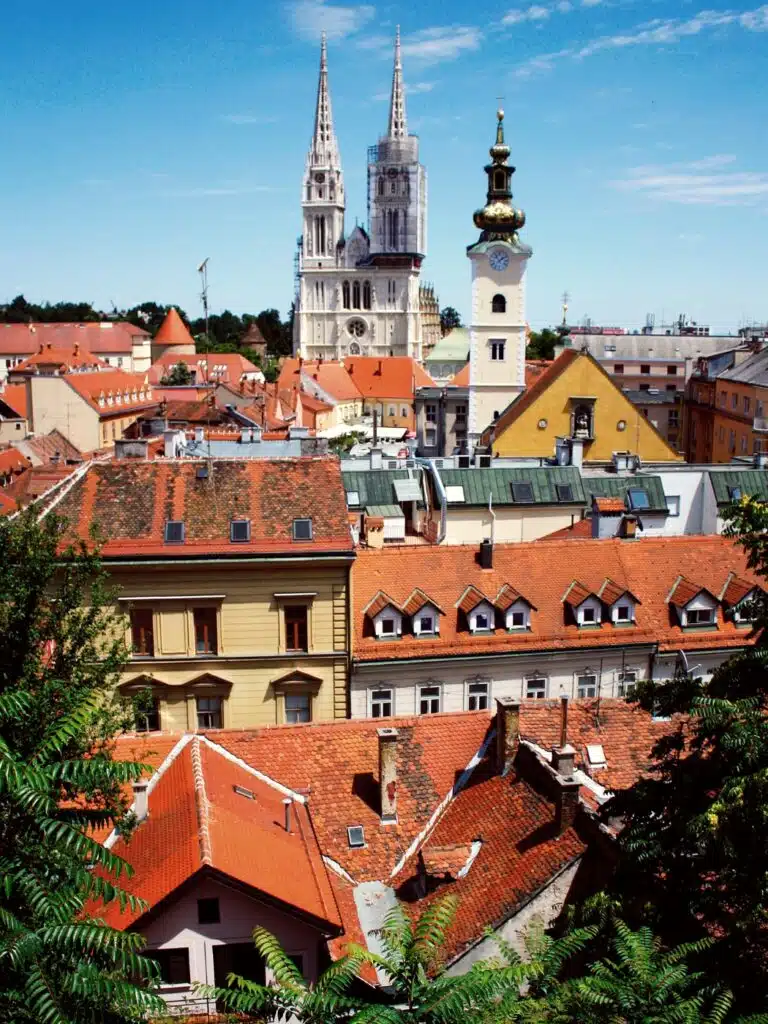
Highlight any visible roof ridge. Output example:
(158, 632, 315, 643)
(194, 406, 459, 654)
(191, 735, 213, 865)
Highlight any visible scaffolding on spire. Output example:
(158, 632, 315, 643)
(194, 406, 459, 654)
(387, 26, 407, 139)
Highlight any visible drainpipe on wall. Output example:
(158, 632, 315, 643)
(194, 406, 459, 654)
(488, 492, 496, 547)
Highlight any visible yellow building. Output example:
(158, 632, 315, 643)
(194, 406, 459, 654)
(53, 457, 354, 731)
(483, 349, 682, 464)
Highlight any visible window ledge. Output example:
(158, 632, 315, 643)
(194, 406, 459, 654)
(577, 623, 602, 630)
(681, 624, 718, 632)
(612, 621, 636, 628)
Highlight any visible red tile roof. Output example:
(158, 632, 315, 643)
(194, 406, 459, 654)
(449, 363, 469, 387)
(53, 458, 354, 557)
(279, 359, 362, 403)
(343, 357, 435, 399)
(13, 344, 108, 373)
(352, 536, 760, 660)
(537, 517, 591, 541)
(562, 580, 594, 608)
(0, 322, 148, 356)
(15, 430, 83, 466)
(5, 465, 79, 506)
(149, 352, 260, 386)
(64, 370, 155, 416)
(100, 735, 341, 931)
(0, 384, 28, 418)
(457, 585, 493, 614)
(720, 573, 756, 606)
(401, 588, 443, 615)
(667, 576, 709, 607)
(0, 491, 17, 515)
(0, 447, 32, 477)
(594, 496, 625, 514)
(153, 307, 195, 347)
(598, 578, 635, 605)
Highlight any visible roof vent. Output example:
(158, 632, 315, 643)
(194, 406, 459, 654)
(233, 785, 255, 800)
(347, 825, 365, 848)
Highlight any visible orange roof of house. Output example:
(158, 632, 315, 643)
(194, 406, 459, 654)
(720, 572, 756, 606)
(99, 735, 342, 931)
(448, 360, 551, 391)
(153, 307, 195, 347)
(594, 496, 625, 514)
(5, 464, 78, 506)
(0, 447, 32, 476)
(13, 344, 108, 373)
(343, 356, 434, 399)
(278, 359, 362, 403)
(64, 370, 155, 416)
(15, 430, 82, 466)
(0, 384, 28, 418)
(666, 576, 711, 607)
(0, 322, 149, 356)
(352, 536, 760, 660)
(537, 517, 592, 541)
(103, 699, 680, 965)
(148, 352, 260, 386)
(0, 491, 17, 515)
(53, 458, 354, 557)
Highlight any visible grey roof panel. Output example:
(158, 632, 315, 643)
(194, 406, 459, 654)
(439, 466, 586, 506)
(709, 469, 768, 505)
(583, 474, 668, 513)
(365, 504, 405, 518)
(393, 478, 423, 502)
(342, 470, 424, 509)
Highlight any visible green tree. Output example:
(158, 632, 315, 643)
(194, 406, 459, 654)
(0, 510, 163, 1023)
(440, 306, 462, 335)
(159, 361, 194, 386)
(526, 328, 560, 361)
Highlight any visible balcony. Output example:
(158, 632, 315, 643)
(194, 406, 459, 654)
(754, 417, 768, 432)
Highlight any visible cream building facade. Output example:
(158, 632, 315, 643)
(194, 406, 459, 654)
(294, 31, 428, 362)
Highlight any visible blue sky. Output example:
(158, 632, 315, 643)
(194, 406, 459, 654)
(0, 0, 766, 332)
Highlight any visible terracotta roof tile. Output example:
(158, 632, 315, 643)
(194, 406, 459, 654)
(363, 590, 402, 617)
(149, 352, 260, 386)
(64, 370, 155, 416)
(153, 308, 195, 347)
(449, 363, 469, 386)
(594, 496, 625, 513)
(343, 356, 434, 399)
(720, 573, 757, 606)
(278, 359, 362, 403)
(562, 580, 594, 608)
(667, 576, 708, 607)
(0, 384, 27, 418)
(537, 517, 592, 541)
(0, 447, 32, 477)
(494, 583, 530, 611)
(0, 322, 148, 356)
(456, 585, 492, 614)
(598, 578, 637, 605)
(13, 344, 109, 373)
(53, 458, 353, 557)
(0, 491, 17, 515)
(352, 537, 759, 660)
(401, 588, 443, 616)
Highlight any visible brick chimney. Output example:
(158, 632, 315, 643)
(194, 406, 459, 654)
(495, 697, 520, 775)
(378, 727, 399, 824)
(132, 780, 149, 822)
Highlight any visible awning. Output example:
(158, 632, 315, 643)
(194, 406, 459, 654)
(365, 505, 405, 519)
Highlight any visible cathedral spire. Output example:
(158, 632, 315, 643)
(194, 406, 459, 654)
(387, 26, 407, 139)
(310, 32, 339, 166)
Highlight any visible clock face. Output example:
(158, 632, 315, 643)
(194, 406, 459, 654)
(314, 172, 325, 183)
(489, 248, 510, 272)
(387, 167, 398, 179)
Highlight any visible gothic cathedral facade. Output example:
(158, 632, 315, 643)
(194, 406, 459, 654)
(293, 31, 430, 362)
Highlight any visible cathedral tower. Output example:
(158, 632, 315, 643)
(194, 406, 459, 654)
(367, 28, 427, 256)
(467, 109, 532, 437)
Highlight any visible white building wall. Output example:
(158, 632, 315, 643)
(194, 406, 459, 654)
(441, 507, 580, 545)
(141, 875, 323, 1015)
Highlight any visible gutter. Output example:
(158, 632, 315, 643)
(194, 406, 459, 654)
(352, 640, 659, 669)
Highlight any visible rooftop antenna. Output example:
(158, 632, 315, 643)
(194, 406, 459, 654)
(561, 291, 570, 327)
(197, 258, 212, 457)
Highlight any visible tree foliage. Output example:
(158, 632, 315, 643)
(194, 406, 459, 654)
(439, 307, 463, 335)
(526, 328, 560, 361)
(0, 510, 163, 1023)
(159, 361, 194, 387)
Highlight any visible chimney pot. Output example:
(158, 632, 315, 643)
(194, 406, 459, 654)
(551, 743, 576, 778)
(479, 538, 493, 569)
(495, 697, 520, 775)
(283, 797, 292, 833)
(132, 780, 149, 822)
(377, 727, 399, 824)
(553, 773, 580, 834)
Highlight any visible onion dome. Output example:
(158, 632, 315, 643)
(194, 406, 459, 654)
(472, 109, 526, 243)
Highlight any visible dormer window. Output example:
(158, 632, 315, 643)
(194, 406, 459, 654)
(615, 603, 632, 623)
(627, 488, 650, 511)
(415, 610, 437, 636)
(686, 608, 714, 626)
(469, 601, 495, 633)
(581, 605, 597, 624)
(381, 617, 397, 635)
(505, 599, 531, 631)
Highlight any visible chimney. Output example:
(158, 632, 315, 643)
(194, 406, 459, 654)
(569, 438, 584, 468)
(479, 538, 493, 569)
(240, 426, 252, 443)
(283, 798, 292, 833)
(73, 342, 80, 356)
(495, 697, 520, 775)
(755, 450, 768, 469)
(370, 447, 383, 470)
(132, 780, 149, 822)
(377, 727, 399, 824)
(194, 425, 204, 443)
(550, 693, 579, 831)
(377, 360, 383, 375)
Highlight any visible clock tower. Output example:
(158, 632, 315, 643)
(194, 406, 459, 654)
(467, 109, 532, 438)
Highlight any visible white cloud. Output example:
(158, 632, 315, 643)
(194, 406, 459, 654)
(288, 0, 375, 41)
(221, 114, 279, 125)
(612, 157, 768, 206)
(502, 3, 557, 24)
(161, 184, 282, 198)
(359, 25, 481, 65)
(512, 4, 768, 75)
(372, 81, 435, 102)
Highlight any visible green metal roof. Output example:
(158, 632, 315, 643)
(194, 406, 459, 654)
(365, 504, 405, 518)
(424, 328, 470, 364)
(583, 475, 668, 513)
(439, 466, 586, 506)
(342, 471, 423, 509)
(709, 470, 768, 506)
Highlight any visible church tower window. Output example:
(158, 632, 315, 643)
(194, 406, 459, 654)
(363, 281, 372, 310)
(342, 281, 351, 309)
(492, 294, 506, 313)
(378, 177, 384, 196)
(352, 281, 361, 309)
(494, 169, 505, 190)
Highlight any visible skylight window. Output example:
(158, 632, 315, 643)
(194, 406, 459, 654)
(586, 744, 607, 768)
(196, 466, 209, 480)
(347, 825, 365, 848)
(729, 486, 742, 501)
(445, 485, 466, 503)
(233, 785, 255, 800)
(292, 518, 313, 541)
(511, 481, 534, 503)
(164, 520, 185, 544)
(230, 519, 251, 543)
(346, 490, 360, 506)
(627, 488, 650, 510)
(556, 483, 574, 502)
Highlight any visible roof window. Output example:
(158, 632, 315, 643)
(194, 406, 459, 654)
(555, 483, 574, 502)
(586, 744, 607, 769)
(292, 518, 313, 541)
(627, 488, 650, 510)
(729, 485, 742, 501)
(164, 520, 185, 544)
(511, 481, 534, 503)
(230, 519, 251, 543)
(196, 466, 209, 480)
(346, 490, 360, 506)
(347, 825, 365, 848)
(445, 485, 466, 503)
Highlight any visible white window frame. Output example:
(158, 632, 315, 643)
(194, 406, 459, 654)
(465, 678, 490, 711)
(469, 601, 495, 634)
(414, 605, 439, 636)
(578, 598, 601, 626)
(505, 600, 530, 631)
(525, 675, 547, 699)
(617, 669, 637, 697)
(490, 339, 506, 362)
(576, 672, 598, 699)
(370, 686, 393, 718)
(611, 599, 635, 625)
(374, 607, 403, 639)
(666, 495, 680, 517)
(418, 682, 442, 715)
(685, 607, 714, 626)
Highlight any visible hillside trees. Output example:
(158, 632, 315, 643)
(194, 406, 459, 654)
(0, 509, 162, 1023)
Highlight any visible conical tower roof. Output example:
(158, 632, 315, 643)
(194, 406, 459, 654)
(387, 26, 407, 139)
(155, 307, 195, 347)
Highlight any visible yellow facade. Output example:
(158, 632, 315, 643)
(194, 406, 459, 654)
(114, 559, 350, 732)
(490, 351, 682, 463)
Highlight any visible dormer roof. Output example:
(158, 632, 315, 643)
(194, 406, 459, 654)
(562, 581, 597, 608)
(456, 586, 493, 615)
(719, 573, 758, 607)
(494, 584, 536, 612)
(401, 588, 443, 616)
(666, 576, 717, 608)
(363, 591, 402, 618)
(598, 578, 640, 606)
